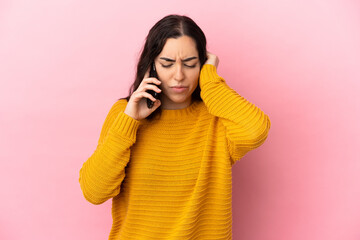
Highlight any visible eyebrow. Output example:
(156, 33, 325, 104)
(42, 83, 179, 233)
(159, 57, 198, 62)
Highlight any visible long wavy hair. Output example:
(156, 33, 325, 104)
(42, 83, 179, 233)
(121, 14, 208, 119)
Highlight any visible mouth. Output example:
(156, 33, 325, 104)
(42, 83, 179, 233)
(171, 86, 188, 93)
(171, 86, 187, 88)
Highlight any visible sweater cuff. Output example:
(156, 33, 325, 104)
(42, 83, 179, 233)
(200, 64, 225, 86)
(109, 112, 140, 141)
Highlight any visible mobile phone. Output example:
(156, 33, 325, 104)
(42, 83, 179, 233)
(146, 63, 160, 108)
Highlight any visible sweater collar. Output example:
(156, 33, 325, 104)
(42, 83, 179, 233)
(159, 100, 202, 120)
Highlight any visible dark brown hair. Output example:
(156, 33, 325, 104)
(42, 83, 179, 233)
(121, 14, 208, 119)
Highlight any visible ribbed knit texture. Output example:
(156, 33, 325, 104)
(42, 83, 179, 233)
(79, 64, 271, 239)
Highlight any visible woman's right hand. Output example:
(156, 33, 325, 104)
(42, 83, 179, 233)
(124, 69, 162, 120)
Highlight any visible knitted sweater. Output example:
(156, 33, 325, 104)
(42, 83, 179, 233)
(79, 64, 270, 239)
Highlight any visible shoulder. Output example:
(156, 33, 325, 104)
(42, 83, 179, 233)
(194, 100, 213, 119)
(105, 98, 128, 119)
(111, 98, 128, 111)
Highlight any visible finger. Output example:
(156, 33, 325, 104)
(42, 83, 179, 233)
(138, 78, 161, 90)
(131, 90, 157, 103)
(147, 99, 161, 112)
(136, 82, 162, 94)
(143, 83, 162, 93)
(152, 99, 161, 110)
(143, 77, 161, 85)
(139, 91, 157, 102)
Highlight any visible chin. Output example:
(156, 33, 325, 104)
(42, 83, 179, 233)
(170, 96, 191, 104)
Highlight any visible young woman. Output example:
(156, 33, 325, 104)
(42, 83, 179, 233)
(79, 14, 270, 240)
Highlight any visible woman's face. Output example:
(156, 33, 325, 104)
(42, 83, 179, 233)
(154, 35, 200, 110)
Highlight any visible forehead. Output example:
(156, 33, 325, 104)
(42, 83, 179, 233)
(159, 35, 198, 58)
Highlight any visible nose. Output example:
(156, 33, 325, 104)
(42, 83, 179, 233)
(174, 63, 185, 81)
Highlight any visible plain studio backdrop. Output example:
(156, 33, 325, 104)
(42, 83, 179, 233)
(0, 0, 359, 239)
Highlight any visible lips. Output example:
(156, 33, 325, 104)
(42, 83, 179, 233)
(171, 86, 188, 93)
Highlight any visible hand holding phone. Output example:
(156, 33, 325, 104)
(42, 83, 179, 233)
(147, 63, 161, 108)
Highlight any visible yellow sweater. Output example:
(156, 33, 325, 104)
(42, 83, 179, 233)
(79, 64, 270, 239)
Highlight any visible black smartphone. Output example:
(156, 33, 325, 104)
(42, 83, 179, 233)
(147, 63, 160, 108)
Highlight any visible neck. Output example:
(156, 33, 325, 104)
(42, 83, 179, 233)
(160, 97, 192, 110)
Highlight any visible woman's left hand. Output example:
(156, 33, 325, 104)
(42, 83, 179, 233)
(205, 51, 219, 69)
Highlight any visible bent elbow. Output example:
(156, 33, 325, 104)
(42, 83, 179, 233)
(79, 175, 113, 205)
(82, 190, 108, 205)
(253, 114, 271, 146)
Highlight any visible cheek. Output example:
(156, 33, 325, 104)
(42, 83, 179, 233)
(156, 70, 171, 83)
(189, 71, 200, 85)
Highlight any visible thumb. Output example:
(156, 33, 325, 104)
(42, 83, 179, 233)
(150, 99, 161, 112)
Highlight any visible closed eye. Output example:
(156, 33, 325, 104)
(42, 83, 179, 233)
(161, 64, 197, 68)
(184, 64, 196, 68)
(161, 64, 173, 68)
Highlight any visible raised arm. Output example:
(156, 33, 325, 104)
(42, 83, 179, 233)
(79, 100, 140, 204)
(200, 53, 271, 165)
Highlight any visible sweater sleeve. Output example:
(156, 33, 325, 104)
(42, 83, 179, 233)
(199, 64, 271, 165)
(79, 99, 140, 204)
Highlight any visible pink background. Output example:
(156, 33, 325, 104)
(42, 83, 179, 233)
(1, 0, 359, 239)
